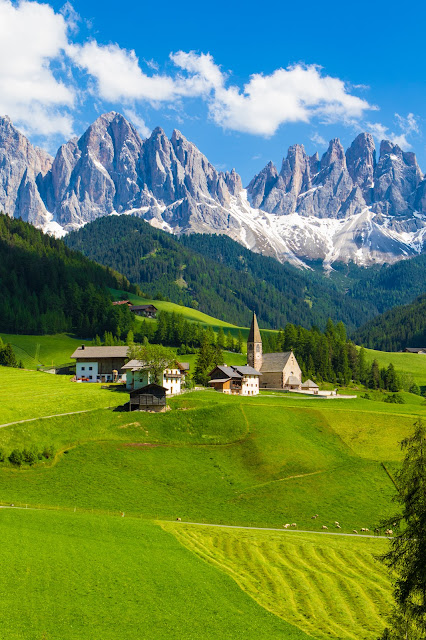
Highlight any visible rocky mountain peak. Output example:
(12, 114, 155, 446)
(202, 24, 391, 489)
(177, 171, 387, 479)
(320, 138, 346, 170)
(346, 132, 376, 194)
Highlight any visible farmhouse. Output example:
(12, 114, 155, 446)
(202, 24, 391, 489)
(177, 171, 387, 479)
(71, 345, 128, 382)
(122, 359, 185, 396)
(129, 304, 158, 318)
(112, 300, 132, 306)
(247, 313, 302, 390)
(209, 365, 261, 395)
(404, 347, 426, 354)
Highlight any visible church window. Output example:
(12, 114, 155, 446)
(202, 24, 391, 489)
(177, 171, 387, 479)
(256, 344, 260, 352)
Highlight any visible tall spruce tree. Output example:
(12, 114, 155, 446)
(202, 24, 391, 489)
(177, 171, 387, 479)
(379, 419, 426, 639)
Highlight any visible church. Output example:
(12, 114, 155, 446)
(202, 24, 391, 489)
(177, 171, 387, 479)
(247, 313, 302, 390)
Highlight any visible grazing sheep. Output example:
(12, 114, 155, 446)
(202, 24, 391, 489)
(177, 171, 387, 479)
(283, 524, 290, 529)
(385, 529, 393, 536)
(361, 528, 366, 532)
(176, 517, 182, 521)
(120, 512, 125, 517)
(291, 523, 297, 527)
(336, 524, 341, 529)
(353, 529, 358, 534)
(311, 515, 318, 519)
(334, 521, 339, 525)
(322, 525, 328, 530)
(374, 528, 380, 534)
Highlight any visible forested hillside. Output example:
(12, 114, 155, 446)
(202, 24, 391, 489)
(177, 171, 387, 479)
(65, 215, 375, 331)
(333, 254, 426, 314)
(353, 294, 426, 351)
(0, 214, 135, 337)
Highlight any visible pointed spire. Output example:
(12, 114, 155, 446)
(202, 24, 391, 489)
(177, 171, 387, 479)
(248, 312, 261, 343)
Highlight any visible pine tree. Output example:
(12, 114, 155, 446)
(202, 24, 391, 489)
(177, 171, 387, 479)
(237, 330, 243, 353)
(194, 335, 214, 386)
(386, 363, 400, 392)
(379, 419, 426, 639)
(369, 359, 380, 389)
(217, 327, 226, 349)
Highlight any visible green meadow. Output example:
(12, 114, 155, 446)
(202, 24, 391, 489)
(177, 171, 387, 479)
(0, 508, 305, 640)
(0, 333, 92, 369)
(364, 347, 426, 386)
(0, 366, 424, 638)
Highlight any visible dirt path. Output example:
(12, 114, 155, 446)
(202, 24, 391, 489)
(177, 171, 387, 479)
(170, 520, 390, 539)
(0, 407, 112, 429)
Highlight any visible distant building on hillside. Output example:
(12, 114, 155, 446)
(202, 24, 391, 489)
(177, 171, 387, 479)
(129, 304, 158, 318)
(209, 365, 261, 395)
(404, 347, 426, 354)
(122, 359, 188, 396)
(247, 313, 302, 390)
(112, 300, 132, 307)
(71, 345, 128, 382)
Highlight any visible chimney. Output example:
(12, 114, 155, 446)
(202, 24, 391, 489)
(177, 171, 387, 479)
(81, 344, 85, 350)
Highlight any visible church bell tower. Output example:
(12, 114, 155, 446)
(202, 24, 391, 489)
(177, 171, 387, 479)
(247, 312, 262, 371)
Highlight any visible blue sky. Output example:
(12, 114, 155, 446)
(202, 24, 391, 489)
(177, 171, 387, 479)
(1, 0, 425, 183)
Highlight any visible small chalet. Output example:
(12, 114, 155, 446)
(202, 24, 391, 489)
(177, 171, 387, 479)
(123, 359, 185, 396)
(209, 365, 261, 396)
(129, 304, 158, 318)
(129, 383, 167, 412)
(301, 379, 320, 394)
(71, 346, 129, 382)
(404, 347, 426, 354)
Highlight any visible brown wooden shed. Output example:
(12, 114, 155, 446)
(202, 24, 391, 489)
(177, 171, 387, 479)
(129, 383, 167, 412)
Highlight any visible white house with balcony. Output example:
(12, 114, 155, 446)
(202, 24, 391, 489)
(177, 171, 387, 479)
(122, 359, 187, 396)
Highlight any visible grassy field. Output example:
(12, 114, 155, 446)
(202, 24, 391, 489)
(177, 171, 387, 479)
(0, 333, 91, 369)
(0, 509, 306, 640)
(364, 347, 426, 386)
(0, 367, 124, 424)
(1, 369, 424, 638)
(1, 385, 424, 530)
(165, 524, 391, 640)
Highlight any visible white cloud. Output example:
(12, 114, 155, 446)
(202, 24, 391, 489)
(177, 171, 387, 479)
(199, 61, 373, 136)
(0, 1, 375, 142)
(0, 0, 75, 137)
(310, 132, 327, 146)
(68, 41, 179, 102)
(123, 108, 151, 138)
(365, 113, 420, 150)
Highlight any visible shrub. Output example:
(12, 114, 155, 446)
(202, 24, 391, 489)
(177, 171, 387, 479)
(22, 448, 38, 466)
(409, 382, 421, 395)
(384, 393, 406, 404)
(8, 449, 23, 466)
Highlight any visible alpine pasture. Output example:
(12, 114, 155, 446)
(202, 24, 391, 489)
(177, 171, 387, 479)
(1, 367, 425, 638)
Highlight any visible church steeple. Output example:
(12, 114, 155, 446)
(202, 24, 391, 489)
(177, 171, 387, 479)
(247, 312, 262, 371)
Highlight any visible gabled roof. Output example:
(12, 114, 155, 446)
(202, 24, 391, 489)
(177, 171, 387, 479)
(301, 379, 319, 388)
(287, 375, 301, 385)
(209, 365, 261, 380)
(404, 347, 426, 353)
(130, 383, 167, 396)
(122, 359, 146, 370)
(129, 304, 158, 311)
(248, 312, 261, 343)
(71, 346, 129, 359)
(177, 362, 190, 371)
(261, 351, 293, 373)
(234, 365, 262, 376)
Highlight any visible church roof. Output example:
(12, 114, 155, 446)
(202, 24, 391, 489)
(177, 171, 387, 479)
(260, 351, 293, 373)
(248, 312, 261, 343)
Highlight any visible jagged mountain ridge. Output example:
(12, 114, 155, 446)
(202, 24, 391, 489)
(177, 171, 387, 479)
(0, 111, 425, 268)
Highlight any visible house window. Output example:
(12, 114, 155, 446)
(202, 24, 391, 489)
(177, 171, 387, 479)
(81, 366, 85, 371)
(89, 376, 93, 380)
(89, 366, 93, 371)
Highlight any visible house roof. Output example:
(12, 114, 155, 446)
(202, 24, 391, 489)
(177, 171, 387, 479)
(405, 347, 426, 353)
(177, 362, 190, 371)
(71, 346, 129, 359)
(209, 378, 231, 384)
(209, 365, 261, 380)
(234, 365, 262, 376)
(261, 351, 293, 373)
(122, 359, 145, 370)
(130, 383, 167, 396)
(248, 312, 261, 343)
(287, 375, 301, 385)
(130, 304, 158, 311)
(112, 300, 130, 306)
(301, 379, 319, 388)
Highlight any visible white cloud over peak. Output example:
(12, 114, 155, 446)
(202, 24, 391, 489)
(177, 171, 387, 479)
(365, 113, 420, 150)
(0, 0, 74, 137)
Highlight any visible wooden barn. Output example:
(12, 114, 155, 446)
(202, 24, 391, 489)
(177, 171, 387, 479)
(129, 383, 167, 412)
(71, 345, 129, 382)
